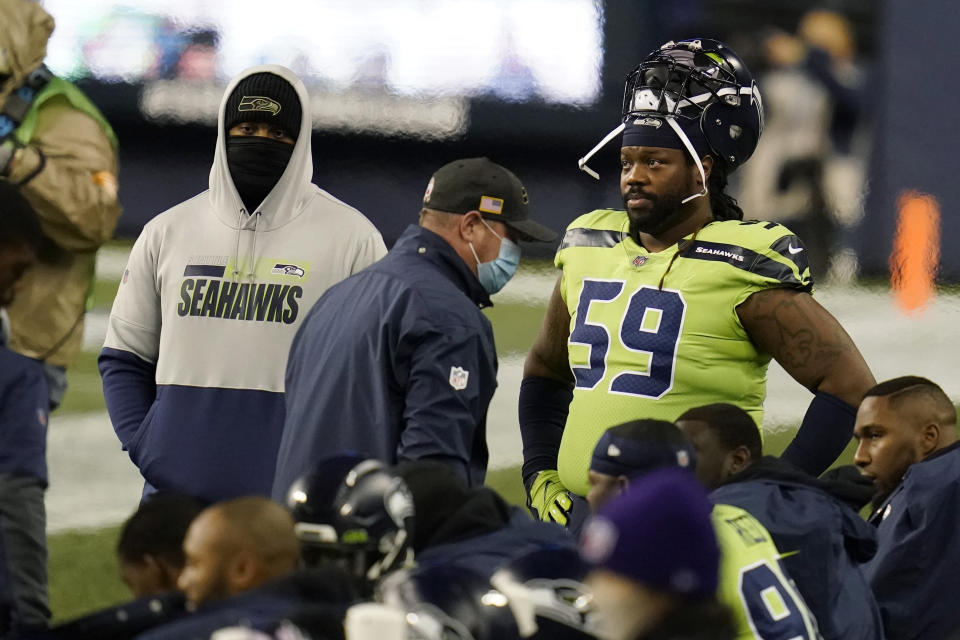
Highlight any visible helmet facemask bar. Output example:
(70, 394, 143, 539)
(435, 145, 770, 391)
(578, 52, 731, 184)
(578, 39, 762, 181)
(621, 53, 737, 201)
(621, 48, 742, 125)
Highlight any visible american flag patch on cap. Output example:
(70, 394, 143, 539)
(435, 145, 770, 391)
(478, 195, 504, 215)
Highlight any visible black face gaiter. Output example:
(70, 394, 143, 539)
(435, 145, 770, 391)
(226, 137, 294, 213)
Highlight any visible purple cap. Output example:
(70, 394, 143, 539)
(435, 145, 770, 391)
(580, 467, 718, 599)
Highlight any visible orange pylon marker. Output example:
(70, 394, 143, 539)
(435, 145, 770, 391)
(890, 190, 940, 313)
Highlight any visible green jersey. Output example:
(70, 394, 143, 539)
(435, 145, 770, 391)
(555, 210, 812, 495)
(712, 503, 819, 639)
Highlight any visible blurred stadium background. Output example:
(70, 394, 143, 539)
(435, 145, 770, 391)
(35, 0, 960, 619)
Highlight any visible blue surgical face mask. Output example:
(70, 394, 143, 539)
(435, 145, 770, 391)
(469, 220, 521, 295)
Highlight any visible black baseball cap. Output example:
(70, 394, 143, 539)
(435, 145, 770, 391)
(422, 157, 557, 243)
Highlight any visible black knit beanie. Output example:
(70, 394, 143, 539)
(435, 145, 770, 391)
(224, 72, 302, 141)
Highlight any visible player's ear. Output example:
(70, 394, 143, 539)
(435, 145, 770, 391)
(617, 475, 631, 494)
(228, 549, 259, 592)
(724, 445, 751, 478)
(919, 422, 941, 457)
(700, 154, 713, 187)
(154, 555, 184, 591)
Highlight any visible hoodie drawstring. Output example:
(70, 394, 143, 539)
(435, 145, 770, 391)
(232, 208, 246, 280)
(231, 208, 262, 281)
(233, 207, 247, 280)
(248, 211, 262, 279)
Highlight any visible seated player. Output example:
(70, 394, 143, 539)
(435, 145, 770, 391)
(116, 493, 207, 598)
(586, 419, 819, 639)
(137, 496, 354, 640)
(581, 468, 735, 640)
(854, 376, 960, 639)
(396, 459, 575, 574)
(176, 496, 300, 610)
(284, 455, 574, 597)
(284, 455, 416, 597)
(676, 402, 882, 640)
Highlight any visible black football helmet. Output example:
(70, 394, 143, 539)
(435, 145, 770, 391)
(578, 38, 763, 181)
(379, 565, 520, 640)
(379, 559, 599, 640)
(622, 38, 763, 170)
(285, 455, 415, 594)
(491, 546, 599, 638)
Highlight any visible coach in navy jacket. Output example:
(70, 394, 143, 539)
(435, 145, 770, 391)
(272, 158, 555, 498)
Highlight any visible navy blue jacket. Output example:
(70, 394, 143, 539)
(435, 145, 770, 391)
(273, 225, 497, 499)
(136, 568, 354, 640)
(863, 441, 960, 640)
(0, 347, 48, 486)
(0, 345, 49, 633)
(416, 507, 575, 578)
(711, 457, 882, 640)
(37, 591, 186, 639)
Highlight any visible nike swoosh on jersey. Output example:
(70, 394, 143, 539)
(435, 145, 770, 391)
(788, 244, 804, 254)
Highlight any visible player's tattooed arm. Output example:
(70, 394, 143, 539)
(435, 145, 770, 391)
(523, 276, 575, 387)
(737, 288, 875, 406)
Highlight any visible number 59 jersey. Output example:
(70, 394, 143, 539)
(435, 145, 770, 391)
(555, 210, 812, 496)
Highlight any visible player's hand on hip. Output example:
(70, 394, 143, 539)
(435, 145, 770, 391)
(527, 470, 575, 527)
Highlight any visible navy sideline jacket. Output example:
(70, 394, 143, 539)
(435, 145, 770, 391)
(863, 441, 960, 640)
(0, 347, 47, 487)
(0, 344, 49, 631)
(136, 568, 355, 640)
(710, 456, 882, 640)
(416, 508, 575, 578)
(272, 225, 497, 499)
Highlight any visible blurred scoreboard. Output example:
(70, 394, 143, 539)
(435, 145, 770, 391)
(43, 0, 604, 138)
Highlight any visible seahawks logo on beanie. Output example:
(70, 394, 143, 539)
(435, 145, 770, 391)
(224, 72, 302, 140)
(238, 96, 281, 116)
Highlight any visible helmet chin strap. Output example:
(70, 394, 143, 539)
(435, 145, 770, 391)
(664, 117, 709, 204)
(577, 122, 626, 180)
(577, 117, 709, 206)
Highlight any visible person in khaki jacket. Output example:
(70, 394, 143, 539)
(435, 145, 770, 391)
(0, 0, 121, 408)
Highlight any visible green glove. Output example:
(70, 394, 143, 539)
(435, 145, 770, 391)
(527, 470, 574, 526)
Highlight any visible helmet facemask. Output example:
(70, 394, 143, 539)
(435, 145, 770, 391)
(578, 39, 763, 185)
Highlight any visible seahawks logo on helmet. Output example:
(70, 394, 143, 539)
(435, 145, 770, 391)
(272, 263, 305, 278)
(239, 96, 281, 116)
(578, 38, 763, 180)
(623, 38, 764, 170)
(633, 117, 663, 128)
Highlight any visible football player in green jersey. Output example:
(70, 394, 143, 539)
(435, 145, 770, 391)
(520, 38, 874, 530)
